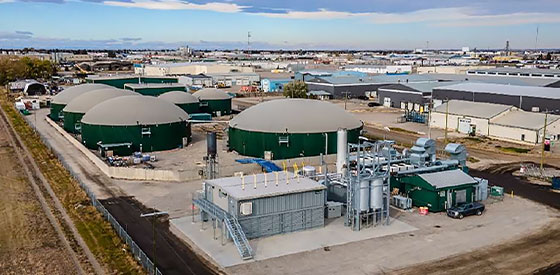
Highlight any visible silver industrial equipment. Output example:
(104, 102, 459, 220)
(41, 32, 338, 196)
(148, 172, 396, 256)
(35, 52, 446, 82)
(344, 140, 394, 231)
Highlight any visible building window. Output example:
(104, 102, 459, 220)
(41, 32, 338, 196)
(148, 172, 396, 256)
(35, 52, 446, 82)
(141, 127, 151, 135)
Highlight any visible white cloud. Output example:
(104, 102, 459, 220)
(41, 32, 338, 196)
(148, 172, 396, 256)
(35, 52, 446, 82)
(103, 0, 245, 12)
(255, 7, 560, 27)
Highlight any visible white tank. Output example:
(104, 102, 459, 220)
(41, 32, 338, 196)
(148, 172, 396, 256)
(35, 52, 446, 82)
(357, 179, 370, 212)
(336, 129, 348, 174)
(370, 178, 384, 210)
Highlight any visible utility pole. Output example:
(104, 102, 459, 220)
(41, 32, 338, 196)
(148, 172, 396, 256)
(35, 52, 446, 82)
(541, 111, 548, 172)
(342, 91, 350, 110)
(444, 99, 449, 144)
(428, 98, 433, 139)
(140, 211, 168, 275)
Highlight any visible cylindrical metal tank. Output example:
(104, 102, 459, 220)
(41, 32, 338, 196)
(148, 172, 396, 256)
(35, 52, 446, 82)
(336, 129, 348, 174)
(206, 132, 217, 157)
(370, 178, 384, 210)
(356, 179, 370, 212)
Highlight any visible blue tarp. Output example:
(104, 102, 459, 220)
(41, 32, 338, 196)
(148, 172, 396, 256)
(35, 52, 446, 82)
(235, 158, 282, 172)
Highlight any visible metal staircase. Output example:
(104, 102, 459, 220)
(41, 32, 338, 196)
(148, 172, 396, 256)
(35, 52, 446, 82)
(224, 217, 253, 260)
(193, 198, 253, 260)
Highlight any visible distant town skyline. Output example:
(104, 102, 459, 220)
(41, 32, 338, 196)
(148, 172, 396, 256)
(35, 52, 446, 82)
(1, 0, 560, 50)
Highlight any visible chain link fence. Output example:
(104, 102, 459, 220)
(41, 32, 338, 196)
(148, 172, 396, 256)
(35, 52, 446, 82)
(27, 115, 163, 275)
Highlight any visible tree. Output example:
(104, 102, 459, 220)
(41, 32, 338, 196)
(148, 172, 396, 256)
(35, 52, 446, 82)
(283, 80, 308, 98)
(0, 56, 56, 85)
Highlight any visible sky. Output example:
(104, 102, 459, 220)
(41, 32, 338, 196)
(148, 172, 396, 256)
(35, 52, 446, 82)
(1, 0, 560, 50)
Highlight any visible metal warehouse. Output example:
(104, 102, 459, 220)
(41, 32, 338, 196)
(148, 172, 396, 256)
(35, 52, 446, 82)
(62, 88, 139, 134)
(488, 110, 560, 144)
(80, 95, 191, 155)
(157, 91, 200, 114)
(192, 88, 232, 116)
(228, 99, 363, 159)
(431, 100, 514, 136)
(377, 82, 458, 110)
(49, 83, 110, 121)
(86, 75, 178, 89)
(433, 83, 560, 112)
(123, 83, 187, 96)
(396, 169, 478, 212)
(199, 172, 326, 239)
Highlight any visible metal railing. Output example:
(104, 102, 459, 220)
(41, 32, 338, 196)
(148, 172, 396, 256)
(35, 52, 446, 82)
(26, 115, 162, 275)
(193, 198, 253, 260)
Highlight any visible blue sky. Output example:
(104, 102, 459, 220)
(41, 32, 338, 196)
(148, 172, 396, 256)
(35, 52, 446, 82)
(1, 0, 559, 49)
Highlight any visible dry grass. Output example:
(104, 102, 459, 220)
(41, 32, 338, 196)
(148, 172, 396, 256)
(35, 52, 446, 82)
(0, 90, 144, 274)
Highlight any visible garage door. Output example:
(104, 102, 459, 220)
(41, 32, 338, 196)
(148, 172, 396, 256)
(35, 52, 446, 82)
(458, 118, 471, 134)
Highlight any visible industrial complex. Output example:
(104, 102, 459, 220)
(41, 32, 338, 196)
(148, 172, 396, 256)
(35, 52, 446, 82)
(5, 46, 560, 275)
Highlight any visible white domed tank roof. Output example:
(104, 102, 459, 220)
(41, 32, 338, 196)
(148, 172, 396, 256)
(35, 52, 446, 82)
(192, 88, 232, 100)
(81, 95, 189, 126)
(158, 91, 199, 104)
(229, 99, 363, 133)
(52, 84, 111, 105)
(63, 88, 138, 113)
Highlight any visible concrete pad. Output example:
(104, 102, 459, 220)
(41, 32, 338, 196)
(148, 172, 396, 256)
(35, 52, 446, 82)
(170, 215, 417, 268)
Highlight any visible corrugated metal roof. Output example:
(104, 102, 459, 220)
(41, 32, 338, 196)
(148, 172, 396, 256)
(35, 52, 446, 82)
(468, 67, 560, 76)
(418, 169, 477, 189)
(435, 83, 560, 99)
(433, 100, 512, 119)
(206, 172, 326, 200)
(81, 95, 189, 126)
(379, 81, 462, 94)
(229, 99, 363, 133)
(52, 84, 111, 105)
(490, 110, 560, 130)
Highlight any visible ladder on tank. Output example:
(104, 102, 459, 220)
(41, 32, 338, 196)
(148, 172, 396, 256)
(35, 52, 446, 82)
(193, 198, 253, 260)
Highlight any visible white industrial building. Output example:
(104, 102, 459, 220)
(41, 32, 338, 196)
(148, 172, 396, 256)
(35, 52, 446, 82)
(136, 62, 254, 76)
(488, 110, 560, 144)
(431, 100, 514, 136)
(430, 100, 560, 144)
(206, 72, 260, 86)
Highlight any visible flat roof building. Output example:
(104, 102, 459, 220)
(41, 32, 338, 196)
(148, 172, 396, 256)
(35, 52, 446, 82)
(433, 83, 560, 112)
(201, 172, 326, 239)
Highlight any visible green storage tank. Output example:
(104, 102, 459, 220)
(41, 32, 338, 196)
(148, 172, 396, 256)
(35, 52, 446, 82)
(192, 88, 232, 116)
(81, 95, 191, 155)
(49, 83, 110, 121)
(86, 75, 178, 89)
(157, 91, 200, 114)
(62, 88, 139, 134)
(228, 99, 363, 159)
(124, 83, 187, 96)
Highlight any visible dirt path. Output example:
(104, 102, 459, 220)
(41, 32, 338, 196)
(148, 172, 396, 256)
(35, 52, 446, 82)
(394, 164, 560, 275)
(0, 112, 80, 274)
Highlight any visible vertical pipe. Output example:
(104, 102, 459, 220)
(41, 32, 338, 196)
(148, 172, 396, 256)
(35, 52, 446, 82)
(336, 129, 348, 174)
